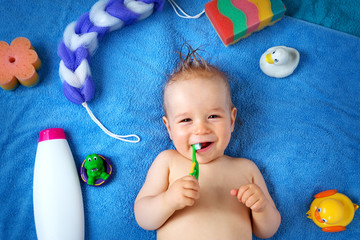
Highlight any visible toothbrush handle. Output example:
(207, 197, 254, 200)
(189, 162, 196, 174)
(189, 145, 199, 179)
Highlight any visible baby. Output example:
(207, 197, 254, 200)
(134, 45, 281, 239)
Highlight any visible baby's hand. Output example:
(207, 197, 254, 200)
(165, 175, 200, 211)
(230, 184, 268, 213)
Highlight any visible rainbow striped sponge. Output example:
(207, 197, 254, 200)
(205, 0, 286, 46)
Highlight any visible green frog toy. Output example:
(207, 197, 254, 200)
(84, 154, 110, 185)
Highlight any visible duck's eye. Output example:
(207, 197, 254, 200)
(274, 59, 279, 63)
(273, 50, 276, 54)
(322, 219, 327, 223)
(318, 208, 321, 213)
(88, 158, 91, 162)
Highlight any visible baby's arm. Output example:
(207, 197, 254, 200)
(231, 162, 281, 239)
(134, 150, 200, 230)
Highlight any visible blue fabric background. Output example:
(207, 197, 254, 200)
(0, 0, 359, 239)
(283, 0, 360, 37)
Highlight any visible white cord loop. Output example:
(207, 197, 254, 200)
(167, 0, 205, 19)
(82, 102, 140, 143)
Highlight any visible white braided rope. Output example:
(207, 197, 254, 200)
(90, 0, 124, 31)
(59, 59, 91, 88)
(59, 0, 158, 143)
(59, 0, 155, 88)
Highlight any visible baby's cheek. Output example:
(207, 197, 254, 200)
(172, 139, 191, 159)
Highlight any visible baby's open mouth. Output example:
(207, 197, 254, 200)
(193, 142, 214, 152)
(200, 142, 212, 149)
(91, 168, 98, 172)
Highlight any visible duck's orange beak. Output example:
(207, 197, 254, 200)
(265, 53, 274, 64)
(314, 208, 324, 223)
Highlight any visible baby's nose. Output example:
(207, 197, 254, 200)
(193, 121, 210, 134)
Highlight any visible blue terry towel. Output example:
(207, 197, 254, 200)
(0, 0, 359, 239)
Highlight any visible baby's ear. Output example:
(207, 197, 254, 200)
(230, 107, 237, 132)
(162, 116, 173, 140)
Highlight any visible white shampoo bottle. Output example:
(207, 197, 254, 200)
(33, 128, 84, 240)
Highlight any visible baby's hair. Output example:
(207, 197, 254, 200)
(163, 43, 234, 116)
(170, 43, 226, 82)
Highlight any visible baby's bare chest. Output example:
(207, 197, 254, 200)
(160, 157, 254, 239)
(169, 157, 253, 213)
(169, 157, 252, 192)
(159, 183, 252, 240)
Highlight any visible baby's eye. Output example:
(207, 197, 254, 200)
(94, 156, 97, 161)
(88, 158, 92, 162)
(209, 115, 220, 119)
(180, 118, 192, 123)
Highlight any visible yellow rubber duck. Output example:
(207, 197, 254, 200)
(307, 189, 359, 232)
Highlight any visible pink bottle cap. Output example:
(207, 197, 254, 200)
(38, 128, 66, 142)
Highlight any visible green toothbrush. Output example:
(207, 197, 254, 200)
(189, 143, 201, 180)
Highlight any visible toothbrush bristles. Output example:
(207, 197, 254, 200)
(194, 143, 201, 150)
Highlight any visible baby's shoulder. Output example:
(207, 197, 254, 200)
(153, 149, 183, 165)
(156, 149, 180, 160)
(146, 150, 180, 174)
(151, 150, 187, 174)
(226, 156, 260, 171)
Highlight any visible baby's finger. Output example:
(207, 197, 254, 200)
(183, 178, 200, 191)
(243, 194, 259, 208)
(176, 195, 196, 209)
(249, 199, 265, 212)
(230, 189, 239, 196)
(237, 185, 250, 202)
(241, 190, 256, 204)
(183, 175, 198, 181)
(183, 197, 196, 207)
(184, 189, 200, 200)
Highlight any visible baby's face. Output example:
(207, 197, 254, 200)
(163, 76, 236, 164)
